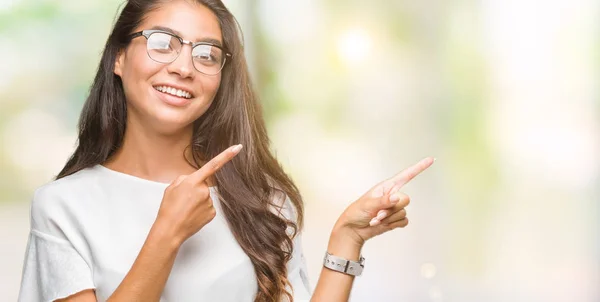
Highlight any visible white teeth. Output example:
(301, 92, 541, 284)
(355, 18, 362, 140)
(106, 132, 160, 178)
(154, 85, 193, 99)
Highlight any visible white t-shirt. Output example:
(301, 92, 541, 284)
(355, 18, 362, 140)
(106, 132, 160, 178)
(18, 164, 312, 302)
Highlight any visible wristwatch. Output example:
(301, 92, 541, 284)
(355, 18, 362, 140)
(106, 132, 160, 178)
(323, 252, 365, 276)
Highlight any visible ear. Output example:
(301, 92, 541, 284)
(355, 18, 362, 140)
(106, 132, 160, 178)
(114, 49, 125, 77)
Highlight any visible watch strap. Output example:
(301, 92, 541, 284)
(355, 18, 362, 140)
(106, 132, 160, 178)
(323, 252, 365, 276)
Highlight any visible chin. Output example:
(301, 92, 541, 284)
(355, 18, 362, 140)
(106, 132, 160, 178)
(151, 112, 196, 134)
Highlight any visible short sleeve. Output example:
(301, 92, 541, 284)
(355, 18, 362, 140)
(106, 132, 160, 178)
(18, 231, 95, 302)
(18, 187, 95, 302)
(273, 193, 312, 301)
(286, 231, 312, 301)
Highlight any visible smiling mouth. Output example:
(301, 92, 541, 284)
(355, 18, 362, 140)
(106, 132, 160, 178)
(153, 85, 194, 99)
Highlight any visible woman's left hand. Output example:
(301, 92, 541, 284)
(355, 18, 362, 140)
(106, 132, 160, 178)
(332, 157, 435, 247)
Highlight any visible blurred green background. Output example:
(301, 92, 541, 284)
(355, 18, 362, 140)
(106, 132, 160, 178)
(1, 0, 598, 301)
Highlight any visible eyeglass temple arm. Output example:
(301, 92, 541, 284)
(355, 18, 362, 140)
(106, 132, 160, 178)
(127, 31, 145, 40)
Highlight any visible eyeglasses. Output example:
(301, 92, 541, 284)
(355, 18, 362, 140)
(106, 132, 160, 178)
(128, 29, 232, 76)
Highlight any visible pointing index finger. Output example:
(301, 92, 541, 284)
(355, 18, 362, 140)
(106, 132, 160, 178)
(389, 156, 435, 188)
(186, 144, 243, 185)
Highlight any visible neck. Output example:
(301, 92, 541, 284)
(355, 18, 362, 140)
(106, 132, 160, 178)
(103, 116, 200, 184)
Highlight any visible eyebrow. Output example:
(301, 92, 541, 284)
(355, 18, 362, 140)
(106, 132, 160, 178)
(149, 25, 223, 47)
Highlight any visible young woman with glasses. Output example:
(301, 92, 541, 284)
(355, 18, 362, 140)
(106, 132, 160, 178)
(18, 1, 434, 301)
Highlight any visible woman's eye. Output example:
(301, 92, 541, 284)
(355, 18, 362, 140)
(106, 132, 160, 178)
(193, 45, 222, 62)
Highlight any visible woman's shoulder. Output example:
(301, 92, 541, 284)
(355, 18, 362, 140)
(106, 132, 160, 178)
(30, 167, 100, 228)
(33, 166, 99, 202)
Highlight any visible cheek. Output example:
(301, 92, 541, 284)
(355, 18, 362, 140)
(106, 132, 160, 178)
(204, 75, 222, 99)
(189, 77, 222, 119)
(121, 52, 161, 103)
(195, 75, 221, 105)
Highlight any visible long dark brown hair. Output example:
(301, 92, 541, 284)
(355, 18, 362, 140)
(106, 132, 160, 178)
(57, 0, 304, 301)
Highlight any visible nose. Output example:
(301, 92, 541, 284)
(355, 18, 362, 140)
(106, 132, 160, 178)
(167, 43, 195, 79)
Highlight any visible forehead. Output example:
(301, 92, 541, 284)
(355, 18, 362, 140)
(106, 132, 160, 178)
(138, 0, 223, 44)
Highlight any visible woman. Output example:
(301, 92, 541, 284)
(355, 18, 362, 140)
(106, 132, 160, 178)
(18, 0, 434, 301)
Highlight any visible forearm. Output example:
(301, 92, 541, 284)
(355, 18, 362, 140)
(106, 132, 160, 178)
(107, 222, 181, 302)
(311, 227, 363, 302)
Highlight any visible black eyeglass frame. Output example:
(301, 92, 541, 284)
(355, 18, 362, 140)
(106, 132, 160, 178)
(128, 29, 232, 75)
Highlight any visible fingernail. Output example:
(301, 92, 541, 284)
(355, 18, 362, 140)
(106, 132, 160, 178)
(376, 211, 387, 220)
(390, 193, 400, 204)
(232, 144, 243, 153)
(433, 157, 437, 162)
(369, 217, 380, 226)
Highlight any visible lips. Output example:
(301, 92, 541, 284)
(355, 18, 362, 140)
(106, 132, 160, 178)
(152, 86, 193, 107)
(153, 85, 193, 99)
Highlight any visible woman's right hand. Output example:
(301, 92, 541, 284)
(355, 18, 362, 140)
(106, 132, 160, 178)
(153, 144, 243, 246)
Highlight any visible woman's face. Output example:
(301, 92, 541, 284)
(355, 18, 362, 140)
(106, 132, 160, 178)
(114, 0, 223, 135)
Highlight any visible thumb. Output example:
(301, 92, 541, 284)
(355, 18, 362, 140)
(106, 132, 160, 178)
(172, 174, 188, 186)
(364, 185, 401, 212)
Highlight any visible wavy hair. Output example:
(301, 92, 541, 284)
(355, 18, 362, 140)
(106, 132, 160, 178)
(57, 0, 304, 301)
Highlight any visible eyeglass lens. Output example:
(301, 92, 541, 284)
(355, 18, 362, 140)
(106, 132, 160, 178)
(146, 32, 225, 75)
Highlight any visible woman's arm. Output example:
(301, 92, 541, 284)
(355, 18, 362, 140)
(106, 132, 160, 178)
(310, 227, 363, 302)
(310, 157, 434, 302)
